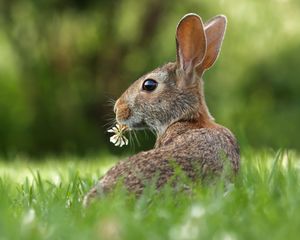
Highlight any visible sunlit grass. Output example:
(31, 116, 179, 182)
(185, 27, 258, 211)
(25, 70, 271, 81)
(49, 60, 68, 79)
(0, 149, 300, 240)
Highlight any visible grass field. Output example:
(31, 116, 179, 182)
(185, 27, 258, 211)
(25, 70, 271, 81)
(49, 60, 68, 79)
(0, 149, 300, 240)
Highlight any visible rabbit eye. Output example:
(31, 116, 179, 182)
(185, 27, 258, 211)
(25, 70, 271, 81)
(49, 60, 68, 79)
(142, 79, 158, 92)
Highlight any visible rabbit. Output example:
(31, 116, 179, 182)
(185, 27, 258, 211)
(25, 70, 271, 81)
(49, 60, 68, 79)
(83, 13, 240, 207)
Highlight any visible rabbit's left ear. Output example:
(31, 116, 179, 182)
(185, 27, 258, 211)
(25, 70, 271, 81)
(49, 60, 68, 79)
(176, 14, 206, 83)
(197, 15, 227, 73)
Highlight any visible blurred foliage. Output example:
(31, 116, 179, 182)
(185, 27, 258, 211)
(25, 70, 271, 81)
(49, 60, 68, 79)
(0, 0, 300, 156)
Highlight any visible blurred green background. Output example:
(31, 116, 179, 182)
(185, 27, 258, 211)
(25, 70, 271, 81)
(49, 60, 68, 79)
(0, 0, 299, 157)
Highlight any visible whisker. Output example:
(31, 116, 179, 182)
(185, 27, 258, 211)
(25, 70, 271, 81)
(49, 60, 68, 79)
(103, 121, 116, 128)
(104, 95, 117, 107)
(104, 116, 116, 121)
(103, 106, 116, 129)
(142, 129, 148, 142)
(128, 130, 136, 152)
(133, 130, 141, 147)
(103, 116, 117, 130)
(149, 128, 156, 137)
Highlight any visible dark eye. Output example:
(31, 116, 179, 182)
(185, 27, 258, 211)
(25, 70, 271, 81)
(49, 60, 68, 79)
(142, 79, 158, 92)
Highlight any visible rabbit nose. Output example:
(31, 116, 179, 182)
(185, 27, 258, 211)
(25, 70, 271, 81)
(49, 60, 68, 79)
(114, 98, 131, 121)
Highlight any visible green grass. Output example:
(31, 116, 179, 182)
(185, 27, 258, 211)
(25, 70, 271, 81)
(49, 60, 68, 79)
(0, 149, 300, 240)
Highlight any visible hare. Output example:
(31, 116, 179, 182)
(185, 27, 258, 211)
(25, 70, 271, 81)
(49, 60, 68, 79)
(83, 13, 240, 206)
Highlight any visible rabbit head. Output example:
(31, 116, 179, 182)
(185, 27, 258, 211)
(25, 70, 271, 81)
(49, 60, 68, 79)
(114, 14, 227, 136)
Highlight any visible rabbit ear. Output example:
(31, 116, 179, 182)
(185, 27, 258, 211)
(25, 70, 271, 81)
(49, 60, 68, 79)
(197, 15, 227, 72)
(176, 14, 206, 81)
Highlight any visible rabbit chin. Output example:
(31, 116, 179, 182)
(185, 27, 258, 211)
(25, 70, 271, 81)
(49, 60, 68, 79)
(119, 118, 148, 130)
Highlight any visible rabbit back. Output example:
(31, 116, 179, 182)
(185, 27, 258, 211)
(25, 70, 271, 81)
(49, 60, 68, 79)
(86, 125, 239, 201)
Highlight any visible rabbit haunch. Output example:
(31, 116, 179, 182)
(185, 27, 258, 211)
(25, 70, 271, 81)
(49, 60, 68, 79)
(84, 13, 240, 206)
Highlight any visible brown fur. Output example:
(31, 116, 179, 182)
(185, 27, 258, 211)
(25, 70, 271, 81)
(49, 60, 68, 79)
(83, 13, 240, 206)
(115, 98, 131, 120)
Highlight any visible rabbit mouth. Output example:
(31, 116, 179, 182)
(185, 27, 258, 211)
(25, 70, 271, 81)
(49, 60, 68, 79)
(118, 118, 147, 130)
(130, 120, 147, 129)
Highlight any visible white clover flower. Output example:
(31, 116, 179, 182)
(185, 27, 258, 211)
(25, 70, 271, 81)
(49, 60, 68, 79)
(107, 124, 129, 147)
